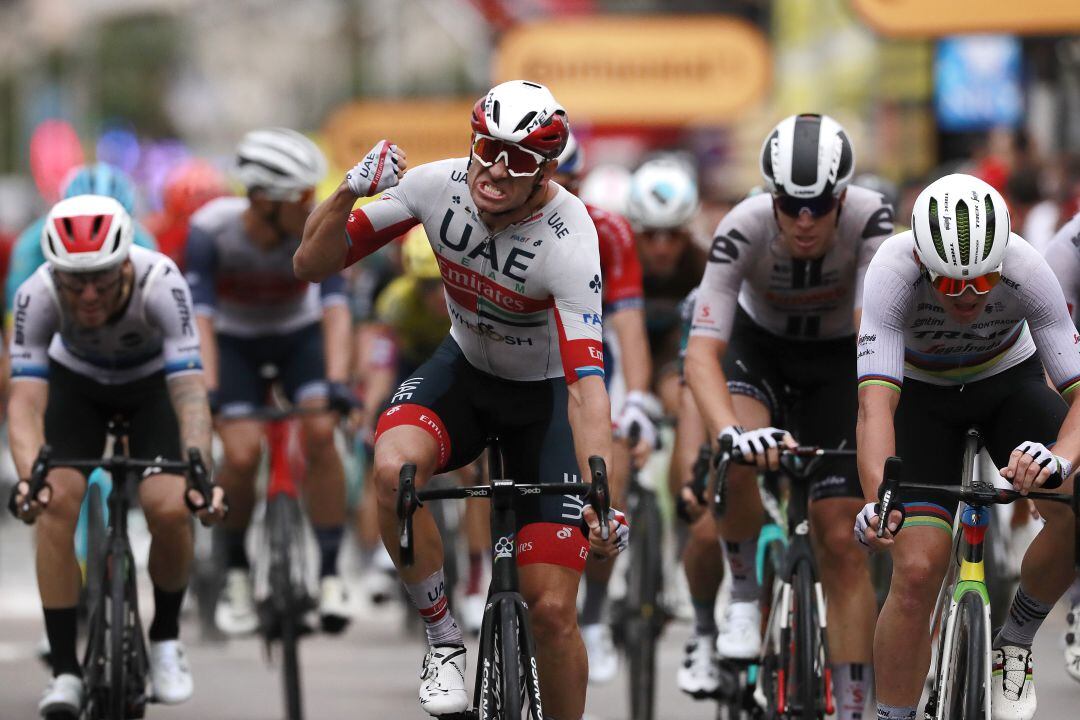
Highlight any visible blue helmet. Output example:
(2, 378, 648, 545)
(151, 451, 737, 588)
(62, 163, 137, 215)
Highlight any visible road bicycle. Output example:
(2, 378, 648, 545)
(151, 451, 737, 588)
(17, 417, 215, 720)
(877, 429, 1080, 719)
(398, 438, 609, 720)
(713, 438, 856, 719)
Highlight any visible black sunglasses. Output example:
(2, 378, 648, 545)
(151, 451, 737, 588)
(774, 194, 839, 219)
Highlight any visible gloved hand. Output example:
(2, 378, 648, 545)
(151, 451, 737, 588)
(326, 381, 361, 416)
(1001, 440, 1070, 493)
(581, 506, 630, 560)
(854, 500, 906, 551)
(719, 425, 793, 470)
(346, 140, 407, 197)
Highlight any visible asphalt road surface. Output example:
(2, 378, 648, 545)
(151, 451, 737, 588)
(2, 516, 1077, 719)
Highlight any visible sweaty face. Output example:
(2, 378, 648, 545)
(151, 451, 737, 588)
(467, 158, 544, 216)
(773, 197, 841, 260)
(638, 228, 691, 278)
(54, 263, 129, 328)
(938, 286, 991, 324)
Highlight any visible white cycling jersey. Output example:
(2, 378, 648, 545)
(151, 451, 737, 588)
(9, 246, 203, 385)
(1042, 210, 1080, 322)
(344, 158, 604, 383)
(690, 186, 893, 342)
(857, 231, 1080, 394)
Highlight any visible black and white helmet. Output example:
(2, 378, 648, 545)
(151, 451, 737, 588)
(760, 114, 854, 199)
(235, 127, 327, 200)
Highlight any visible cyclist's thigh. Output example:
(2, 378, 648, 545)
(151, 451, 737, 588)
(216, 332, 268, 418)
(277, 323, 329, 404)
(123, 372, 182, 466)
(497, 379, 589, 574)
(374, 335, 487, 474)
(43, 362, 109, 475)
(983, 357, 1069, 474)
(893, 379, 967, 530)
(721, 310, 783, 428)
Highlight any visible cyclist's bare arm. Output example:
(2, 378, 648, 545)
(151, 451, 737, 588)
(167, 373, 214, 467)
(296, 182, 357, 281)
(321, 302, 352, 383)
(8, 380, 47, 478)
(195, 315, 218, 391)
(855, 383, 899, 500)
(684, 335, 738, 438)
(567, 374, 613, 479)
(608, 308, 652, 396)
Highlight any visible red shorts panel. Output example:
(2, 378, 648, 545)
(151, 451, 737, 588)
(375, 403, 451, 469)
(515, 521, 589, 573)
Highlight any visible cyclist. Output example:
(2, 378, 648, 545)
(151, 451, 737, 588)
(686, 114, 893, 719)
(144, 158, 229, 268)
(7, 195, 225, 717)
(5, 163, 157, 325)
(1036, 207, 1080, 684)
(553, 131, 655, 684)
(185, 127, 353, 636)
(296, 79, 626, 719)
(628, 157, 706, 414)
(856, 173, 1080, 720)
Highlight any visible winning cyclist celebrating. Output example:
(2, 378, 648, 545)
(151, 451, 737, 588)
(686, 114, 893, 719)
(7, 195, 225, 718)
(856, 174, 1080, 720)
(297, 80, 625, 719)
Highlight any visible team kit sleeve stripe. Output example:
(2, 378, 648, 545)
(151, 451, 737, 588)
(343, 210, 418, 268)
(857, 375, 902, 392)
(11, 364, 50, 380)
(552, 306, 604, 384)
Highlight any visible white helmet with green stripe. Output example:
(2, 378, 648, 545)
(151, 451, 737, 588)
(911, 173, 1011, 280)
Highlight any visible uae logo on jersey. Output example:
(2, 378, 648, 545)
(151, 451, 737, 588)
(589, 275, 602, 293)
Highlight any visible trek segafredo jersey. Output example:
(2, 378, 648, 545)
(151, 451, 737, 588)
(857, 231, 1080, 393)
(9, 246, 203, 385)
(1042, 210, 1080, 323)
(690, 186, 893, 343)
(343, 158, 604, 383)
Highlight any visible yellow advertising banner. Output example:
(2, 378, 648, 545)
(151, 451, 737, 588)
(494, 17, 770, 125)
(322, 99, 475, 171)
(851, 0, 1080, 36)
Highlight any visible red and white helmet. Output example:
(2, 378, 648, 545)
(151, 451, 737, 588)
(42, 194, 134, 273)
(470, 80, 569, 159)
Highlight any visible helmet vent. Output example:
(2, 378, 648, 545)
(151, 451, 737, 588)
(522, 81, 542, 89)
(513, 111, 537, 133)
(928, 197, 948, 263)
(62, 218, 74, 237)
(491, 100, 501, 126)
(92, 215, 103, 236)
(956, 199, 970, 265)
(983, 194, 996, 260)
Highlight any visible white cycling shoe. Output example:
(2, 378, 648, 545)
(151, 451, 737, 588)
(678, 631, 721, 698)
(215, 569, 259, 636)
(39, 673, 83, 718)
(582, 623, 618, 685)
(1065, 603, 1080, 683)
(318, 575, 352, 635)
(149, 639, 194, 704)
(716, 601, 762, 661)
(419, 645, 468, 716)
(461, 592, 486, 637)
(992, 645, 1036, 720)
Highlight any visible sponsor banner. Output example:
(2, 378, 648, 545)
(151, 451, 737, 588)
(851, 0, 1080, 36)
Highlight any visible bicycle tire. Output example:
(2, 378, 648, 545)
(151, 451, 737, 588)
(626, 487, 662, 720)
(756, 537, 787, 717)
(516, 600, 545, 720)
(108, 543, 127, 720)
(498, 599, 524, 720)
(85, 485, 106, 617)
(82, 504, 108, 719)
(938, 592, 986, 719)
(268, 496, 305, 720)
(792, 561, 822, 719)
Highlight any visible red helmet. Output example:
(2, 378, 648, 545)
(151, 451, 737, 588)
(470, 80, 569, 159)
(163, 159, 228, 218)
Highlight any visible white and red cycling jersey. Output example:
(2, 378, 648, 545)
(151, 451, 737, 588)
(344, 158, 604, 383)
(591, 204, 643, 313)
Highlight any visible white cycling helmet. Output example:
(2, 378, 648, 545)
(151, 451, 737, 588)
(912, 173, 1011, 280)
(42, 194, 134, 273)
(626, 158, 699, 230)
(470, 80, 570, 159)
(235, 127, 327, 199)
(579, 164, 632, 216)
(760, 114, 854, 199)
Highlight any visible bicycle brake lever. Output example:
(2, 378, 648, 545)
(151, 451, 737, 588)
(397, 464, 418, 567)
(588, 456, 609, 542)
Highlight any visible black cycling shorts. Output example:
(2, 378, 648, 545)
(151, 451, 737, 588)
(893, 355, 1068, 530)
(375, 335, 589, 572)
(722, 307, 860, 502)
(44, 361, 181, 477)
(217, 323, 327, 417)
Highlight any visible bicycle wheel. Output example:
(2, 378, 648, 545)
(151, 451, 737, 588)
(791, 560, 823, 719)
(267, 495, 304, 720)
(82, 527, 108, 718)
(516, 600, 545, 720)
(625, 488, 662, 720)
(754, 536, 787, 717)
(938, 592, 986, 719)
(108, 544, 128, 719)
(497, 599, 524, 720)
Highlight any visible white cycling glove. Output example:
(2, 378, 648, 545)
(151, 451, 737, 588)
(616, 391, 662, 450)
(1011, 441, 1071, 486)
(853, 502, 878, 549)
(346, 140, 403, 197)
(725, 426, 789, 462)
(606, 508, 631, 552)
